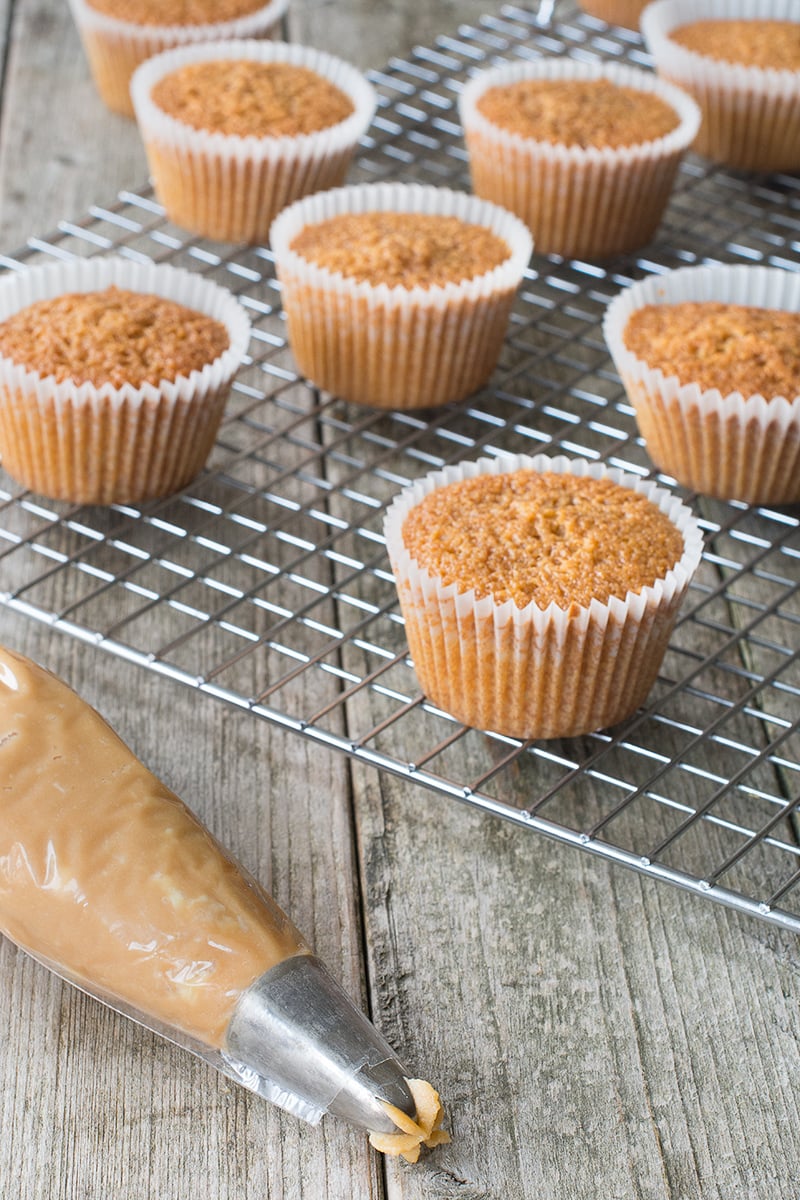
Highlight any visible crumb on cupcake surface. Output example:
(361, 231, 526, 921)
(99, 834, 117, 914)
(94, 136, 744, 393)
(288, 212, 511, 288)
(151, 60, 355, 137)
(623, 302, 800, 399)
(670, 20, 800, 71)
(401, 470, 684, 610)
(86, 0, 268, 25)
(0, 286, 230, 389)
(475, 78, 680, 148)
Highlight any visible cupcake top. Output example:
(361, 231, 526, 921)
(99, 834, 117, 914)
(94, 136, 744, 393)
(401, 470, 684, 610)
(85, 0, 267, 24)
(475, 77, 680, 148)
(577, 0, 648, 29)
(623, 302, 800, 398)
(288, 212, 512, 289)
(669, 19, 800, 71)
(0, 286, 231, 389)
(150, 59, 355, 137)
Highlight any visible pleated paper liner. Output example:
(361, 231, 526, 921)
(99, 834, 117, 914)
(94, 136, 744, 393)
(459, 57, 700, 261)
(131, 40, 377, 245)
(0, 257, 251, 505)
(68, 0, 289, 118)
(269, 182, 533, 410)
(642, 0, 800, 172)
(603, 263, 800, 505)
(384, 453, 703, 741)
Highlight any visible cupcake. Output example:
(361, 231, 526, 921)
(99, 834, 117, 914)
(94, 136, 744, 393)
(577, 0, 649, 30)
(641, 0, 800, 171)
(384, 453, 703, 740)
(68, 0, 289, 119)
(131, 40, 376, 244)
(269, 182, 533, 409)
(603, 264, 800, 505)
(0, 257, 251, 505)
(459, 58, 700, 260)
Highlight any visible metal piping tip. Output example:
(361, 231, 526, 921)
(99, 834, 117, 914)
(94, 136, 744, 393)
(223, 954, 416, 1135)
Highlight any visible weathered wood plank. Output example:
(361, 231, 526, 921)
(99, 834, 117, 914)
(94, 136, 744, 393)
(349, 752, 800, 1199)
(1, 3, 800, 1200)
(0, 0, 146, 248)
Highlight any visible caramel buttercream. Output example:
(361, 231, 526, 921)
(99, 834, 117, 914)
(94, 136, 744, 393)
(0, 645, 303, 1046)
(368, 1079, 450, 1164)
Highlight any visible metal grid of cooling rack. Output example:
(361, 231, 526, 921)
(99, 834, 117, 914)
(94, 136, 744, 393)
(1, 1, 799, 929)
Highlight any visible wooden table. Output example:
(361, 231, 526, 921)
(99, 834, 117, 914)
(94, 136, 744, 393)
(1, 3, 799, 1197)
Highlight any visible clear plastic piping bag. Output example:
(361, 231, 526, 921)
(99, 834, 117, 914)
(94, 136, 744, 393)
(0, 644, 417, 1135)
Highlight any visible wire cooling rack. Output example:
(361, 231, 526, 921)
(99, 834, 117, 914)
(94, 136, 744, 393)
(1, 1, 799, 930)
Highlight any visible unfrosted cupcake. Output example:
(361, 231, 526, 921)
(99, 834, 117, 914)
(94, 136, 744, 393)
(459, 58, 700, 261)
(603, 264, 800, 504)
(131, 40, 376, 244)
(0, 257, 250, 505)
(270, 182, 532, 409)
(384, 453, 702, 740)
(69, 0, 289, 118)
(578, 0, 648, 30)
(642, 0, 800, 171)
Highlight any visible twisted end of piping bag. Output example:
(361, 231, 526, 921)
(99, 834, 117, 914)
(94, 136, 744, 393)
(223, 953, 449, 1158)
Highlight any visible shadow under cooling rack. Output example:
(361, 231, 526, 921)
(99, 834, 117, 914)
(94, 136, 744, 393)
(1, 1, 799, 930)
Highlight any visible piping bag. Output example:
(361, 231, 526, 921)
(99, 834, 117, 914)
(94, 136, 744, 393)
(0, 645, 448, 1161)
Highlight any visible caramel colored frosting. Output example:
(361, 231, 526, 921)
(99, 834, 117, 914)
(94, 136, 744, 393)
(151, 60, 355, 137)
(402, 471, 684, 611)
(0, 286, 229, 389)
(623, 302, 800, 399)
(289, 212, 511, 289)
(86, 0, 267, 25)
(368, 1079, 450, 1163)
(0, 645, 304, 1046)
(476, 78, 679, 148)
(670, 20, 800, 71)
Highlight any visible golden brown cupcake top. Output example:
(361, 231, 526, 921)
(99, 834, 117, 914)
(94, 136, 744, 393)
(288, 212, 511, 288)
(475, 78, 680, 148)
(670, 20, 800, 71)
(402, 470, 683, 610)
(623, 302, 800, 399)
(0, 286, 230, 389)
(86, 0, 267, 25)
(151, 60, 354, 138)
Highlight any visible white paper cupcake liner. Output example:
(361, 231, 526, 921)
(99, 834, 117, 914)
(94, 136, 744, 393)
(384, 452, 703, 740)
(68, 0, 289, 118)
(270, 182, 533, 409)
(131, 40, 376, 245)
(641, 0, 800, 170)
(603, 263, 800, 504)
(0, 256, 251, 505)
(458, 57, 700, 260)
